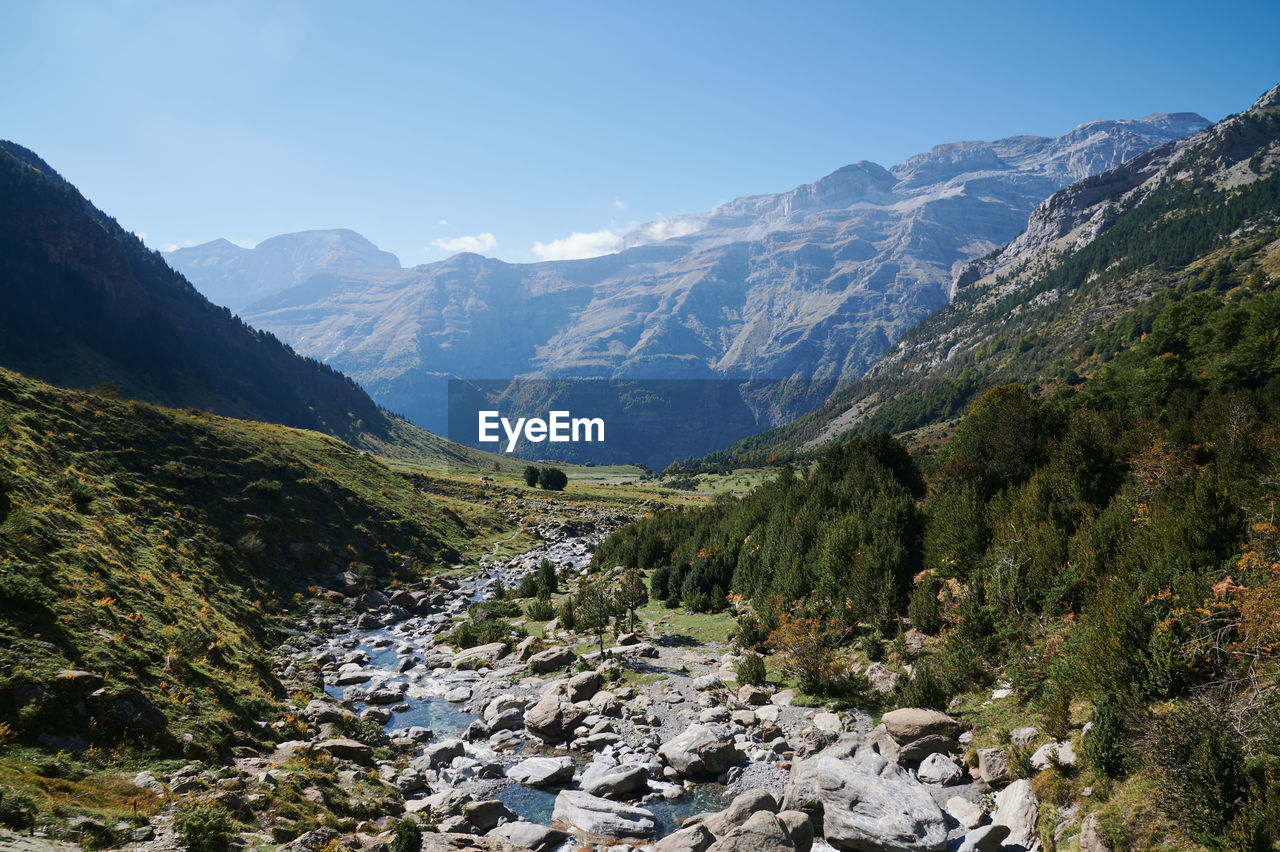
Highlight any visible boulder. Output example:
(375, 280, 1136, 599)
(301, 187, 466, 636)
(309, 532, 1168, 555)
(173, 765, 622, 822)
(453, 642, 509, 668)
(916, 753, 964, 786)
(565, 670, 602, 702)
(1030, 740, 1076, 770)
(692, 675, 724, 691)
(488, 821, 569, 851)
(977, 748, 1010, 785)
(897, 735, 957, 763)
(812, 713, 843, 733)
(880, 709, 960, 744)
(85, 687, 167, 734)
(317, 738, 372, 762)
(738, 684, 770, 705)
(524, 697, 588, 744)
(506, 757, 573, 782)
(1009, 727, 1039, 746)
(701, 790, 778, 836)
(464, 799, 517, 832)
(424, 738, 466, 768)
(991, 779, 1041, 852)
(484, 695, 528, 724)
(864, 724, 901, 763)
(781, 748, 947, 852)
(706, 811, 796, 852)
(528, 647, 576, 673)
(865, 663, 899, 695)
(654, 823, 715, 852)
(551, 789, 657, 844)
(943, 796, 984, 830)
(777, 810, 814, 852)
(659, 724, 742, 777)
(955, 825, 1011, 852)
(580, 762, 649, 798)
(1079, 813, 1111, 852)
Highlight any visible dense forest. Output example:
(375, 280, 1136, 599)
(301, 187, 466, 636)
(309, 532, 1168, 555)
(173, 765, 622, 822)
(593, 230, 1280, 846)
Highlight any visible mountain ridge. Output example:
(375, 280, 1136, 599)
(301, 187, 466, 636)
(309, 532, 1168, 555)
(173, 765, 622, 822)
(168, 112, 1209, 450)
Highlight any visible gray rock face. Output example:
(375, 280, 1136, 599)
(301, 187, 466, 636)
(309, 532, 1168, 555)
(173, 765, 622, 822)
(86, 687, 167, 734)
(897, 735, 957, 763)
(659, 724, 743, 777)
(551, 789, 657, 844)
(453, 642, 508, 668)
(507, 756, 575, 788)
(1079, 812, 1110, 852)
(316, 738, 372, 762)
(580, 762, 649, 798)
(781, 748, 947, 852)
(1030, 740, 1076, 770)
(955, 825, 1011, 852)
(464, 799, 517, 832)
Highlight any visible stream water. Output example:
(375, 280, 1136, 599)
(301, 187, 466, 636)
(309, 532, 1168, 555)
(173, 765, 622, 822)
(314, 529, 731, 838)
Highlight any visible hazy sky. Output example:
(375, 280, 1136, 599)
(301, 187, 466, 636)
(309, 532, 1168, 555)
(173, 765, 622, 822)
(3, 0, 1278, 265)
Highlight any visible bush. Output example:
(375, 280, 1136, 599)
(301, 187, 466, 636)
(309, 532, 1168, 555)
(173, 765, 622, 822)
(735, 650, 767, 685)
(392, 819, 423, 852)
(907, 575, 942, 634)
(471, 598, 522, 618)
(0, 787, 36, 831)
(339, 717, 389, 747)
(1082, 691, 1128, 780)
(523, 466, 539, 487)
(516, 574, 540, 598)
(445, 619, 516, 649)
(525, 598, 554, 621)
(895, 658, 950, 709)
(537, 467, 568, 491)
(174, 805, 234, 852)
(556, 597, 576, 631)
(861, 634, 885, 663)
(538, 559, 558, 594)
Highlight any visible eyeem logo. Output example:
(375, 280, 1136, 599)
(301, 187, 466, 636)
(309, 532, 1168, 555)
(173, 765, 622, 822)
(478, 410, 605, 453)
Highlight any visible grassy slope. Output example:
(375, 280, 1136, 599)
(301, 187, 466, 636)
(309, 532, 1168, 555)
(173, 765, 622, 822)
(0, 366, 512, 755)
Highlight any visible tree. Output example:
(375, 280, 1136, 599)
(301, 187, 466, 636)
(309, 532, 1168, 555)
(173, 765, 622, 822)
(523, 465, 540, 487)
(538, 558, 558, 595)
(618, 567, 648, 631)
(576, 575, 621, 654)
(538, 467, 568, 491)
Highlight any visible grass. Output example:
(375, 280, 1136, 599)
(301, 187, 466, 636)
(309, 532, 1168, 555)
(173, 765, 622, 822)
(642, 601, 737, 646)
(0, 366, 507, 758)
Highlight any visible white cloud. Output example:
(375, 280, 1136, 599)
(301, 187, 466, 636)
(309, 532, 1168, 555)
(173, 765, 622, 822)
(430, 232, 498, 255)
(531, 229, 623, 261)
(438, 219, 449, 226)
(613, 198, 627, 210)
(162, 243, 179, 253)
(627, 216, 704, 244)
(134, 230, 147, 241)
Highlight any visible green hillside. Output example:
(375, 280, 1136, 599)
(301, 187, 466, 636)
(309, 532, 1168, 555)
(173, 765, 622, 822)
(0, 366, 507, 758)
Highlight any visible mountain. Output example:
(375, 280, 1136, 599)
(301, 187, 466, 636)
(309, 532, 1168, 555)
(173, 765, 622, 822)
(695, 83, 1280, 466)
(165, 229, 401, 314)
(166, 113, 1208, 457)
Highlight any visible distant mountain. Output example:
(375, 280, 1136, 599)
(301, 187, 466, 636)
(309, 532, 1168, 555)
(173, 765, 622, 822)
(167, 112, 1208, 458)
(0, 141, 406, 450)
(694, 83, 1280, 465)
(165, 230, 400, 314)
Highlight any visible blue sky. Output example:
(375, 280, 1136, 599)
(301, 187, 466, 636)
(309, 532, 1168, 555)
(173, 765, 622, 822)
(2, 0, 1277, 265)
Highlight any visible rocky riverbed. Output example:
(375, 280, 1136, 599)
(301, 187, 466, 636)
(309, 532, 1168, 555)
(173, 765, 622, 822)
(122, 510, 1074, 852)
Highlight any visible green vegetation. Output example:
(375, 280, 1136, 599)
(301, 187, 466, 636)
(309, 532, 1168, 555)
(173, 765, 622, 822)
(596, 228, 1280, 841)
(0, 366, 483, 759)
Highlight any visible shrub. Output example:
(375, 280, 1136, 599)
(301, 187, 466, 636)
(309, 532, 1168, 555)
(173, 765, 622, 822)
(861, 634, 885, 662)
(525, 598, 554, 621)
(523, 466, 539, 487)
(174, 805, 234, 852)
(1082, 691, 1128, 780)
(895, 658, 950, 709)
(555, 597, 576, 631)
(768, 611, 848, 695)
(0, 787, 36, 831)
(445, 619, 516, 649)
(516, 574, 539, 598)
(537, 467, 568, 491)
(907, 575, 942, 634)
(391, 819, 423, 852)
(471, 598, 522, 618)
(735, 650, 767, 685)
(538, 559, 558, 594)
